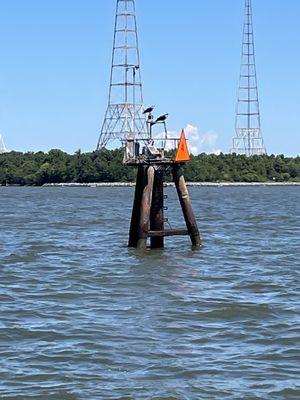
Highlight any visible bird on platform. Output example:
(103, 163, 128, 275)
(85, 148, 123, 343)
(155, 113, 169, 123)
(143, 106, 155, 114)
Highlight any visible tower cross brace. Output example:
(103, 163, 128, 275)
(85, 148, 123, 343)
(231, 0, 267, 156)
(97, 0, 148, 150)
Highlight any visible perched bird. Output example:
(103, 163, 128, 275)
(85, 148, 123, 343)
(155, 113, 169, 123)
(143, 106, 155, 114)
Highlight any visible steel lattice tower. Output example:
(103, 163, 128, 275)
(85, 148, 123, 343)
(231, 0, 266, 156)
(0, 134, 7, 154)
(96, 0, 147, 150)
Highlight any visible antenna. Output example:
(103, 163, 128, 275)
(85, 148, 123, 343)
(96, 0, 148, 150)
(231, 0, 267, 156)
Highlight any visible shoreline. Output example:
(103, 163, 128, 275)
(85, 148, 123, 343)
(2, 182, 299, 188)
(40, 182, 300, 188)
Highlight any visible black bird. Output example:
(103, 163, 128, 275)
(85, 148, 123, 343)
(155, 113, 169, 123)
(143, 106, 155, 114)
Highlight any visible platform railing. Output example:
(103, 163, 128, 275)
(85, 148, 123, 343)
(123, 137, 181, 164)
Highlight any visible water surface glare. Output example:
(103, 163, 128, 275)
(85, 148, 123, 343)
(0, 187, 299, 399)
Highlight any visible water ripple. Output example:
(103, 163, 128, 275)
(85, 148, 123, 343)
(0, 186, 299, 399)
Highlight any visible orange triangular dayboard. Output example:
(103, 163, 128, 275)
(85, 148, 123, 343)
(175, 130, 190, 162)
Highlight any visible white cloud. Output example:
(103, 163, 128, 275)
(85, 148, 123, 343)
(0, 133, 8, 153)
(152, 124, 221, 155)
(184, 124, 221, 155)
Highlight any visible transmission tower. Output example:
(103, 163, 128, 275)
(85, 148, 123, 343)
(231, 0, 266, 156)
(0, 134, 8, 154)
(96, 0, 148, 150)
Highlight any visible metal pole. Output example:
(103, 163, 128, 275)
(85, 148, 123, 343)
(133, 67, 136, 134)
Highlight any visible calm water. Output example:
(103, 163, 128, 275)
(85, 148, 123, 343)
(0, 186, 299, 400)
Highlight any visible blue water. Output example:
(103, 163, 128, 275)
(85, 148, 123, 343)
(0, 186, 299, 399)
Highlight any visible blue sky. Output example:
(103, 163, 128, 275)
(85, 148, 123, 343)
(0, 0, 299, 156)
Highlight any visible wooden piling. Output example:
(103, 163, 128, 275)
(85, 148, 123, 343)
(136, 166, 155, 250)
(173, 165, 202, 248)
(128, 165, 146, 247)
(128, 162, 201, 249)
(150, 169, 164, 249)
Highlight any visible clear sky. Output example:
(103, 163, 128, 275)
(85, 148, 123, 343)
(0, 0, 299, 156)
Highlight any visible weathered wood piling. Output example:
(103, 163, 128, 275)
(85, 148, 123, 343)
(172, 165, 202, 248)
(128, 162, 201, 250)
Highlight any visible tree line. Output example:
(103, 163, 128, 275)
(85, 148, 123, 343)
(0, 149, 299, 185)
